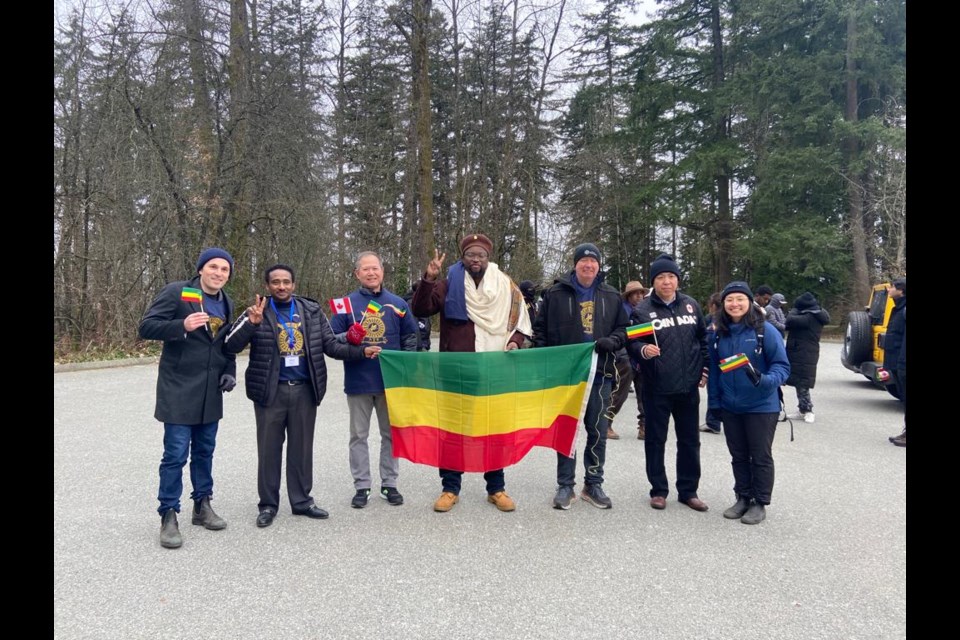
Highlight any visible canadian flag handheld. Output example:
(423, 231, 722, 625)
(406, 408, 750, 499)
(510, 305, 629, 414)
(329, 297, 354, 315)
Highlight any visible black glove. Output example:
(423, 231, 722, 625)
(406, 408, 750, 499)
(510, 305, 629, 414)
(594, 337, 618, 354)
(744, 362, 761, 387)
(219, 374, 237, 392)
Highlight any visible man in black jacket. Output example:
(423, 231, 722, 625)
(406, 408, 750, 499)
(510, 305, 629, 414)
(885, 278, 906, 447)
(224, 264, 380, 528)
(534, 243, 629, 510)
(627, 254, 710, 513)
(139, 247, 238, 549)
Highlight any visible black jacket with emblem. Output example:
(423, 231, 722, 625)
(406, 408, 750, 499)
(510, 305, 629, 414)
(626, 292, 708, 395)
(223, 295, 366, 408)
(532, 271, 629, 376)
(138, 276, 237, 424)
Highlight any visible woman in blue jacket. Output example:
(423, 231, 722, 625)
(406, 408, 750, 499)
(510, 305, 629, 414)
(708, 282, 791, 525)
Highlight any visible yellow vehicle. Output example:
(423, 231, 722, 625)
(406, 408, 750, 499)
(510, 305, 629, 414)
(840, 283, 900, 398)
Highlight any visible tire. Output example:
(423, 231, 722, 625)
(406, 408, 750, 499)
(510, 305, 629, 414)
(841, 311, 872, 368)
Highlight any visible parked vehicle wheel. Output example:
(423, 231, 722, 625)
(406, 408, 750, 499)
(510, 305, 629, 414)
(841, 311, 872, 368)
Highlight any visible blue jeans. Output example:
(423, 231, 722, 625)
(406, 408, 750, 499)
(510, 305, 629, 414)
(157, 422, 219, 514)
(557, 376, 612, 487)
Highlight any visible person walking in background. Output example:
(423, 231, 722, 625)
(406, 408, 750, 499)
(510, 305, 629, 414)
(700, 292, 723, 435)
(708, 282, 791, 525)
(765, 293, 787, 337)
(402, 282, 433, 352)
(607, 280, 648, 440)
(784, 292, 830, 423)
(224, 263, 379, 528)
(884, 278, 906, 447)
(139, 247, 237, 549)
(330, 252, 419, 509)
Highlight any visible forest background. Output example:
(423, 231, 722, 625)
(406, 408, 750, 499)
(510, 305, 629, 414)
(53, 0, 906, 359)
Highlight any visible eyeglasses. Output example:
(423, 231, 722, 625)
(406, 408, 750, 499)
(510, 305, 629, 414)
(464, 251, 488, 260)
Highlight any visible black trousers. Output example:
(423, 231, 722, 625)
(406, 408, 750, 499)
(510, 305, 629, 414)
(720, 410, 778, 505)
(642, 387, 701, 501)
(608, 359, 644, 423)
(254, 383, 318, 511)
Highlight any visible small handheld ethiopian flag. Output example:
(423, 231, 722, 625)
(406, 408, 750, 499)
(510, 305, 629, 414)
(626, 322, 654, 340)
(181, 287, 203, 304)
(719, 353, 750, 373)
(365, 300, 383, 315)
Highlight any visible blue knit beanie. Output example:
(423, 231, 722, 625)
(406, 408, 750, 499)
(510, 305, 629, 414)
(196, 247, 235, 274)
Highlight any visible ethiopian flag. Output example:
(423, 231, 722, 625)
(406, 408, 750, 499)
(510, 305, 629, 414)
(365, 300, 383, 315)
(626, 322, 654, 339)
(181, 287, 203, 303)
(379, 343, 597, 472)
(719, 353, 750, 373)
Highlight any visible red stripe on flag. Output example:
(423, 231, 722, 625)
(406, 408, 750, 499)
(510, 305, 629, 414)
(390, 415, 579, 472)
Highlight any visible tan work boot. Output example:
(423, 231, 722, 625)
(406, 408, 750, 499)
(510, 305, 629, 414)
(487, 491, 516, 512)
(607, 427, 620, 440)
(433, 491, 459, 512)
(636, 424, 646, 440)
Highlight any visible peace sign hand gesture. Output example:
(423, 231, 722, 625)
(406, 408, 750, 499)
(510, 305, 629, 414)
(247, 294, 267, 325)
(425, 248, 446, 282)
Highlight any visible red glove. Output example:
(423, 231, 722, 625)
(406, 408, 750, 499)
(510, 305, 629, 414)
(346, 322, 367, 346)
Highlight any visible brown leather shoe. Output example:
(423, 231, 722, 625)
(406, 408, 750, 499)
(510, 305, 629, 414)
(433, 491, 459, 512)
(636, 425, 645, 440)
(487, 491, 516, 512)
(650, 496, 666, 510)
(607, 427, 620, 440)
(680, 497, 709, 512)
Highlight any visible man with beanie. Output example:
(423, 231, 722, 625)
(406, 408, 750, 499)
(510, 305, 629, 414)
(139, 247, 238, 549)
(766, 293, 787, 337)
(884, 278, 906, 446)
(412, 233, 533, 513)
(329, 252, 419, 509)
(533, 242, 629, 510)
(626, 253, 710, 512)
(784, 292, 830, 423)
(225, 263, 381, 528)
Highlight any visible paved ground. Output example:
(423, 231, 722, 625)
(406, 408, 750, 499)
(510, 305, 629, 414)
(54, 341, 906, 639)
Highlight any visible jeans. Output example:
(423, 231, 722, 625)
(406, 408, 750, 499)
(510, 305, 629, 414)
(158, 421, 218, 514)
(558, 376, 612, 487)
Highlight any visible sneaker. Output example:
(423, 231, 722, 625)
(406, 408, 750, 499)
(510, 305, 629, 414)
(553, 485, 576, 510)
(699, 424, 721, 434)
(580, 484, 613, 509)
(786, 412, 806, 420)
(607, 427, 620, 440)
(487, 491, 516, 512)
(891, 433, 906, 447)
(380, 487, 404, 506)
(803, 412, 815, 424)
(433, 491, 459, 512)
(351, 489, 370, 509)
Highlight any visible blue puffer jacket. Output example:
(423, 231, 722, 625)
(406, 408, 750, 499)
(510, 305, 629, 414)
(708, 320, 791, 414)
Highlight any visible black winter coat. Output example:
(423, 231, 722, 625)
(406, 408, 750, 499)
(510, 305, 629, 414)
(626, 292, 707, 395)
(532, 272, 629, 376)
(139, 276, 236, 424)
(784, 293, 830, 388)
(883, 296, 906, 372)
(223, 296, 365, 407)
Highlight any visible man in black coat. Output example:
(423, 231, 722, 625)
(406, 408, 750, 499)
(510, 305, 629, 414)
(139, 247, 238, 549)
(534, 243, 629, 510)
(626, 254, 710, 513)
(884, 278, 906, 446)
(224, 264, 380, 528)
(784, 292, 831, 423)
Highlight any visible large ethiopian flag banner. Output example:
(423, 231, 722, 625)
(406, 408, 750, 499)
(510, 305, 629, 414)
(379, 343, 597, 472)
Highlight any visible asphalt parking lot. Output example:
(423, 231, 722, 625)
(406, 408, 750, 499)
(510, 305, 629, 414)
(54, 340, 906, 639)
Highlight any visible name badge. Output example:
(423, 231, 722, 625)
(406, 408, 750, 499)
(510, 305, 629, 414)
(284, 355, 300, 367)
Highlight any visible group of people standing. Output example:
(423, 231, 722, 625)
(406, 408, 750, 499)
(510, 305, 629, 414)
(137, 237, 899, 549)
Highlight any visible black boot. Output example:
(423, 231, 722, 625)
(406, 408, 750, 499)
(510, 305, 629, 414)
(192, 496, 227, 530)
(741, 502, 767, 525)
(723, 496, 751, 520)
(160, 509, 182, 549)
